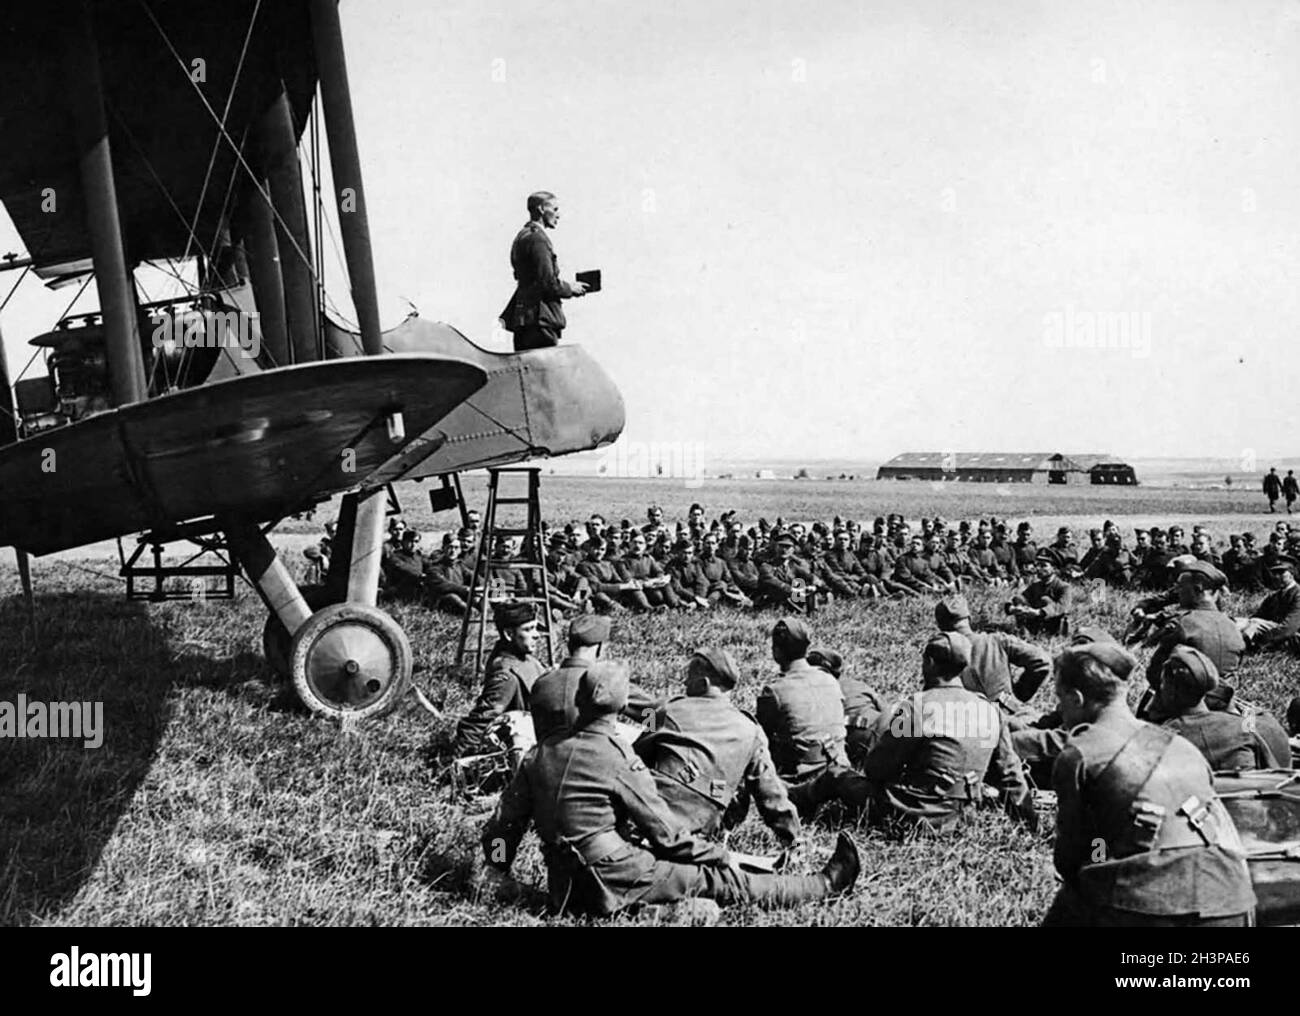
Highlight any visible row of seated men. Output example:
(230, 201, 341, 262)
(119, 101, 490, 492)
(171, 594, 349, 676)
(455, 592, 1298, 925)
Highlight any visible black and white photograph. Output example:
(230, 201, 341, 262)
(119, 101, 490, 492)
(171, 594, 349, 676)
(0, 0, 1296, 984)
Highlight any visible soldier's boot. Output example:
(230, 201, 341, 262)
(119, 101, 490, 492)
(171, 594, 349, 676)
(732, 833, 860, 907)
(785, 767, 846, 818)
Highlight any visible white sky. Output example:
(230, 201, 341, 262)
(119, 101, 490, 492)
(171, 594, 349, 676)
(2, 0, 1298, 462)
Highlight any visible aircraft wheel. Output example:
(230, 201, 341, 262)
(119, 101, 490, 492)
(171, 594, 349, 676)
(262, 586, 333, 679)
(289, 603, 412, 720)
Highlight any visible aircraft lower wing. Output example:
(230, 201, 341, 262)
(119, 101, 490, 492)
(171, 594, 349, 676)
(0, 355, 486, 555)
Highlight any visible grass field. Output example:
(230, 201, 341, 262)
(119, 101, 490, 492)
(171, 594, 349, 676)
(1, 477, 1296, 927)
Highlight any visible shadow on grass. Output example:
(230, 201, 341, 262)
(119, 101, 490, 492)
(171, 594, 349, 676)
(0, 591, 288, 926)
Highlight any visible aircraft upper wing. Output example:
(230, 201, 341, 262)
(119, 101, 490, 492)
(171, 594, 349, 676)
(0, 354, 486, 555)
(0, 0, 316, 272)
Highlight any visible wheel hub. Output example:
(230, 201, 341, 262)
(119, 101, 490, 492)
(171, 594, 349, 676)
(303, 620, 394, 709)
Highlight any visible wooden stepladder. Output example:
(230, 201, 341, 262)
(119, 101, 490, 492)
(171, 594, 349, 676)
(454, 468, 556, 676)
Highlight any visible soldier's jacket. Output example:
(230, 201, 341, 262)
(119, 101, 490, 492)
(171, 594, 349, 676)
(823, 547, 866, 583)
(1135, 550, 1177, 589)
(1162, 708, 1279, 771)
(1144, 604, 1245, 684)
(856, 547, 891, 579)
(1050, 544, 1080, 572)
(455, 640, 546, 754)
(893, 551, 939, 589)
(633, 693, 799, 846)
(696, 554, 737, 595)
(923, 551, 956, 585)
(381, 547, 427, 594)
(668, 559, 709, 599)
(482, 716, 728, 916)
(863, 685, 1030, 825)
(756, 659, 849, 778)
(530, 655, 656, 743)
(961, 631, 1052, 709)
(1052, 719, 1256, 918)
(1012, 539, 1038, 574)
(1079, 545, 1103, 574)
(718, 539, 741, 563)
(1083, 547, 1134, 586)
(1221, 548, 1259, 590)
(1251, 583, 1300, 648)
(966, 546, 1002, 582)
(757, 559, 816, 604)
(500, 219, 573, 333)
(727, 556, 760, 595)
(941, 549, 970, 579)
(837, 672, 884, 726)
(1264, 472, 1283, 497)
(426, 554, 472, 600)
(1013, 576, 1073, 634)
(990, 540, 1020, 580)
(621, 551, 668, 586)
(576, 557, 627, 596)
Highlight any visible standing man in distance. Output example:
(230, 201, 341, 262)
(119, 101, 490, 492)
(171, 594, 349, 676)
(500, 191, 588, 351)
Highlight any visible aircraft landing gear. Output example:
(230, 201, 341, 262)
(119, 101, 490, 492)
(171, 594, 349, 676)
(226, 486, 408, 722)
(289, 602, 411, 720)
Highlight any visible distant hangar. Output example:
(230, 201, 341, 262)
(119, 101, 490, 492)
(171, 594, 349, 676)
(876, 452, 1137, 485)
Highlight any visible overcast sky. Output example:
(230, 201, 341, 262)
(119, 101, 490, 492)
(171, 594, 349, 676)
(2, 0, 1298, 463)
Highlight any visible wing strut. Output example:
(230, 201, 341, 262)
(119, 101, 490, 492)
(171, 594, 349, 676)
(311, 0, 383, 357)
(64, 0, 148, 406)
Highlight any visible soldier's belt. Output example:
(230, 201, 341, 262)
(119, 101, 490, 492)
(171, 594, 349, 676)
(546, 828, 629, 867)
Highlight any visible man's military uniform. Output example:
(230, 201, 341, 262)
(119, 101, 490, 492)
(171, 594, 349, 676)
(1044, 719, 1255, 926)
(989, 537, 1020, 581)
(481, 714, 843, 916)
(1010, 573, 1072, 637)
(621, 551, 680, 610)
(381, 544, 428, 599)
(1163, 709, 1280, 771)
(821, 546, 866, 598)
(500, 219, 575, 350)
(530, 654, 654, 743)
(727, 554, 761, 600)
(1083, 545, 1134, 586)
(807, 648, 884, 766)
(1250, 581, 1300, 650)
(756, 556, 818, 611)
(962, 630, 1052, 711)
(1144, 604, 1245, 686)
(1011, 537, 1038, 575)
(756, 657, 849, 780)
(634, 693, 800, 846)
(455, 638, 546, 755)
(843, 685, 1033, 831)
(893, 549, 942, 594)
(576, 554, 630, 613)
(696, 552, 739, 604)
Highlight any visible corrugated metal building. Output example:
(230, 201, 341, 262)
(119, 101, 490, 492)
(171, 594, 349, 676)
(876, 452, 1089, 484)
(1071, 454, 1139, 485)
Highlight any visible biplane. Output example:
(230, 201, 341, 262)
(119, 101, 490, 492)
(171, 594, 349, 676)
(0, 1, 624, 718)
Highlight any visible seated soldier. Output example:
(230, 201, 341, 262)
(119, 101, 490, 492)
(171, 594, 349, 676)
(755, 617, 850, 817)
(380, 528, 430, 600)
(1082, 531, 1134, 587)
(858, 532, 914, 598)
(634, 648, 800, 850)
(807, 646, 883, 767)
(480, 661, 860, 917)
(621, 531, 681, 612)
(1155, 647, 1281, 771)
(424, 543, 473, 615)
(1041, 643, 1256, 927)
(892, 535, 947, 596)
(837, 633, 1036, 832)
(1139, 560, 1243, 703)
(1237, 553, 1300, 653)
(756, 534, 821, 612)
(666, 539, 711, 611)
(935, 596, 1051, 715)
(454, 601, 546, 757)
(1006, 549, 1072, 638)
(820, 528, 867, 600)
(574, 537, 632, 614)
(726, 536, 762, 602)
(530, 615, 655, 743)
(697, 531, 750, 607)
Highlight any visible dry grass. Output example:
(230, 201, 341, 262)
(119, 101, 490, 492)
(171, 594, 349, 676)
(0, 478, 1294, 926)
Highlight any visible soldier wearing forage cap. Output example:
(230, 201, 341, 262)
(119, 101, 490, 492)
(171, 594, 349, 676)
(1078, 529, 1105, 575)
(481, 660, 861, 916)
(755, 618, 851, 817)
(757, 534, 821, 611)
(1155, 647, 1281, 771)
(935, 596, 1052, 714)
(634, 648, 801, 847)
(1006, 549, 1073, 638)
(1140, 561, 1244, 696)
(835, 632, 1036, 832)
(1082, 530, 1134, 588)
(1011, 522, 1038, 576)
(1239, 553, 1300, 652)
(455, 601, 547, 756)
(530, 615, 654, 743)
(1042, 642, 1255, 927)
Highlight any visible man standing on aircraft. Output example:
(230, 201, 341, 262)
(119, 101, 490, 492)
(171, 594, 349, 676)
(500, 191, 588, 351)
